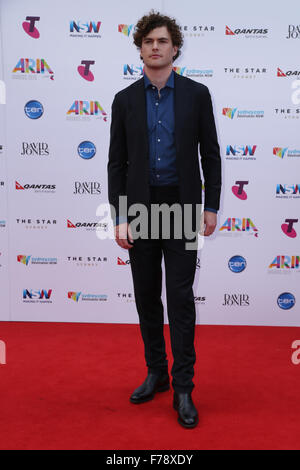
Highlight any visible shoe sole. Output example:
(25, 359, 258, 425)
(130, 383, 170, 404)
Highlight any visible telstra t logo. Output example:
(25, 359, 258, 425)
(78, 60, 95, 81)
(22, 16, 40, 38)
(232, 181, 248, 200)
(281, 219, 298, 238)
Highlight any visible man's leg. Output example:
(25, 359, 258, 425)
(162, 237, 198, 393)
(128, 238, 168, 375)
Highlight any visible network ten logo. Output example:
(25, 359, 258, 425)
(24, 100, 43, 119)
(228, 255, 247, 273)
(77, 141, 96, 160)
(281, 218, 298, 238)
(232, 181, 248, 200)
(277, 292, 296, 310)
(22, 16, 40, 39)
(78, 60, 95, 81)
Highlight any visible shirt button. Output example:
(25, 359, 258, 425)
(152, 86, 155, 90)
(158, 120, 161, 124)
(155, 102, 159, 106)
(156, 174, 160, 178)
(157, 139, 160, 142)
(158, 158, 161, 161)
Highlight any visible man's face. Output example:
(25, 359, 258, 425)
(140, 26, 178, 69)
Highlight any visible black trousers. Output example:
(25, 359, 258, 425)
(128, 185, 198, 393)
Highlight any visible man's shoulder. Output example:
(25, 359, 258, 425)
(175, 72, 209, 94)
(113, 78, 143, 102)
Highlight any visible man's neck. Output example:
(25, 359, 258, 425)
(143, 64, 173, 91)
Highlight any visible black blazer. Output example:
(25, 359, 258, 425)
(107, 72, 221, 225)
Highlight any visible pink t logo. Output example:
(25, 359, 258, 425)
(78, 60, 95, 81)
(22, 16, 40, 38)
(281, 218, 298, 238)
(232, 181, 248, 200)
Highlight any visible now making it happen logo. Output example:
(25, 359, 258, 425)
(281, 219, 298, 238)
(69, 20, 101, 38)
(225, 145, 257, 161)
(22, 16, 40, 38)
(232, 181, 248, 200)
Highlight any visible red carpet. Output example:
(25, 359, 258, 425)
(0, 322, 299, 450)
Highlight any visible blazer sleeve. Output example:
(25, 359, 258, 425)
(198, 86, 222, 212)
(107, 94, 128, 225)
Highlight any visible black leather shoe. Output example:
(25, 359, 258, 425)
(130, 372, 170, 404)
(173, 392, 199, 428)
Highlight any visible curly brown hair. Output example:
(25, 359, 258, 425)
(133, 10, 183, 62)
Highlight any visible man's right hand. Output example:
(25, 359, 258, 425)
(114, 222, 134, 249)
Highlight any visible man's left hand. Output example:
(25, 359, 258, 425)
(201, 210, 217, 236)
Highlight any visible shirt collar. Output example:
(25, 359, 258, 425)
(144, 69, 175, 90)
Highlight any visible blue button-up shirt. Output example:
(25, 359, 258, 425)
(144, 70, 179, 186)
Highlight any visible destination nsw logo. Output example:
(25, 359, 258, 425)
(223, 108, 264, 119)
(15, 181, 56, 193)
(225, 145, 257, 161)
(269, 255, 299, 275)
(12, 59, 54, 80)
(22, 16, 40, 39)
(23, 289, 52, 303)
(118, 24, 135, 37)
(17, 254, 57, 266)
(68, 291, 107, 302)
(67, 101, 107, 121)
(219, 218, 258, 237)
(67, 219, 108, 232)
(273, 147, 300, 159)
(69, 20, 101, 38)
(276, 184, 300, 199)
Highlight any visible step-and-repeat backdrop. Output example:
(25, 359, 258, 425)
(0, 0, 299, 325)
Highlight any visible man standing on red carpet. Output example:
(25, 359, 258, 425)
(107, 10, 221, 428)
